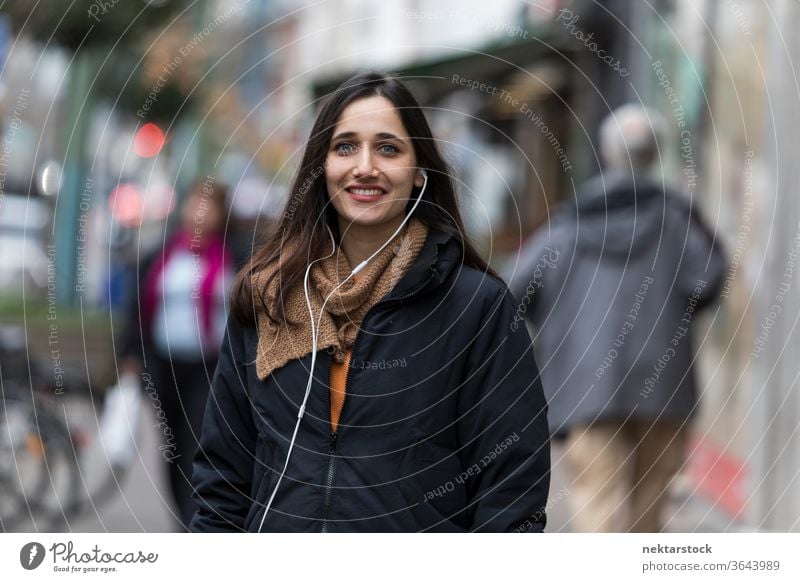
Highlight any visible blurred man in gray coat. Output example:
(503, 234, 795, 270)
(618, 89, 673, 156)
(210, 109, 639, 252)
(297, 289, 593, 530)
(507, 104, 727, 532)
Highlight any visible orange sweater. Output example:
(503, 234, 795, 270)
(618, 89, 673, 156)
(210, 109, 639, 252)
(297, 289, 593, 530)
(329, 350, 351, 432)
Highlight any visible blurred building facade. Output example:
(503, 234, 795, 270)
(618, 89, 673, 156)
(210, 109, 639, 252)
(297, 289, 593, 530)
(0, 0, 798, 531)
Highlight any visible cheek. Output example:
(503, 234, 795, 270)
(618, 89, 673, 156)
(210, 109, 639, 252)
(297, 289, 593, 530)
(324, 172, 346, 210)
(385, 161, 413, 178)
(206, 209, 223, 228)
(182, 203, 196, 223)
(387, 168, 415, 192)
(325, 158, 348, 189)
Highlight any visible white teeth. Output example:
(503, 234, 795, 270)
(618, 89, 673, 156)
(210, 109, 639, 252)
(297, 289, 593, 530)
(350, 188, 383, 196)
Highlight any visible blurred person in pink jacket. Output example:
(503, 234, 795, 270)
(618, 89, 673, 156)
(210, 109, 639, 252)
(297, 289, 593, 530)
(119, 179, 235, 530)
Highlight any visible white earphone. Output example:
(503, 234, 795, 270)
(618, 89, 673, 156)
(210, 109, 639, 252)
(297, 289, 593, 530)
(257, 169, 428, 531)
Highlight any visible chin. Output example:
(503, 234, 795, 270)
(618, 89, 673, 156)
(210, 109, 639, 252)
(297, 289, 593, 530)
(347, 211, 408, 230)
(344, 215, 390, 228)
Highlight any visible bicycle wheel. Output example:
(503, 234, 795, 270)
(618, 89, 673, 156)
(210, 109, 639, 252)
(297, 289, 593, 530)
(0, 389, 81, 531)
(0, 393, 50, 529)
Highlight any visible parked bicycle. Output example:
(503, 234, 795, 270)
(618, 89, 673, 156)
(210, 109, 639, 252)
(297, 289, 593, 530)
(0, 325, 139, 531)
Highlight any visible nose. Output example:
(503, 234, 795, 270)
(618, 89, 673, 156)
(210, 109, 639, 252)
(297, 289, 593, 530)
(352, 146, 377, 178)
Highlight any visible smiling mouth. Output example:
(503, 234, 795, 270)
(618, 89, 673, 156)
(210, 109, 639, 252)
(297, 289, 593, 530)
(346, 186, 387, 197)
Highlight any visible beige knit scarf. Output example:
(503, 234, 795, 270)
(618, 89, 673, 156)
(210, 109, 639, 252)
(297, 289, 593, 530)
(253, 219, 429, 380)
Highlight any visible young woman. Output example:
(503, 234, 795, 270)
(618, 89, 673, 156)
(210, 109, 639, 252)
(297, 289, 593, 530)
(190, 71, 550, 532)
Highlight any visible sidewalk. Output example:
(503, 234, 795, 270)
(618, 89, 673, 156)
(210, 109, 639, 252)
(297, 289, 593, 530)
(546, 441, 748, 533)
(7, 394, 176, 533)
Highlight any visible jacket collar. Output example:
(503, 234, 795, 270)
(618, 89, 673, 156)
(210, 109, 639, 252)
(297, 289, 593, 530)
(385, 226, 460, 303)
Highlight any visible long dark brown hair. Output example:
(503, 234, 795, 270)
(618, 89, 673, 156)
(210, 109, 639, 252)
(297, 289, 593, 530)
(231, 71, 494, 325)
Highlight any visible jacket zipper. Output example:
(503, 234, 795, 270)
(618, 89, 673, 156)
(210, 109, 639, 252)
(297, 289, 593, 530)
(320, 331, 358, 533)
(319, 431, 338, 533)
(318, 271, 436, 532)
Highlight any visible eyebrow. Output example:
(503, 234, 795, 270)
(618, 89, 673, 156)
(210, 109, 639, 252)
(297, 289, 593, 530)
(331, 131, 406, 142)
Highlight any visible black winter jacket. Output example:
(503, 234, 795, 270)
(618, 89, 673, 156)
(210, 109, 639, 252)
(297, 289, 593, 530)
(190, 228, 550, 532)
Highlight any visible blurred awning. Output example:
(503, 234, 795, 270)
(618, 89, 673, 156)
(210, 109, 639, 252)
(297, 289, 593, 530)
(310, 35, 576, 106)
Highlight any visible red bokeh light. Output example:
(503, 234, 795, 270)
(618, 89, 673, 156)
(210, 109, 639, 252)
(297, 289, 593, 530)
(108, 183, 144, 227)
(133, 123, 166, 158)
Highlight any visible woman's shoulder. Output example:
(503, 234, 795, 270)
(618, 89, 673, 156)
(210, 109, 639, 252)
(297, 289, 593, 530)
(447, 264, 510, 306)
(221, 311, 260, 358)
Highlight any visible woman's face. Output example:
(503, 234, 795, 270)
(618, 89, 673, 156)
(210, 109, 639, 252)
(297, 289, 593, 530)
(325, 95, 424, 234)
(182, 190, 224, 236)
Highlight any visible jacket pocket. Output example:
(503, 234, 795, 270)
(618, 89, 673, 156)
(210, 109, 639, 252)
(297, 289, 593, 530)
(244, 432, 276, 531)
(398, 437, 468, 531)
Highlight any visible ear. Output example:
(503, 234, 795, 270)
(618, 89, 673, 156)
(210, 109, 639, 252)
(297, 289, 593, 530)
(414, 170, 425, 189)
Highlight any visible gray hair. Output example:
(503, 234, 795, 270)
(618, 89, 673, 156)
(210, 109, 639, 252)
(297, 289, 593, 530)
(598, 104, 666, 171)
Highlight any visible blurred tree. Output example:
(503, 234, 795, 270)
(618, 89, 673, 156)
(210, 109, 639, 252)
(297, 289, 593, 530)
(0, 0, 198, 123)
(0, 0, 189, 52)
(0, 0, 195, 306)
